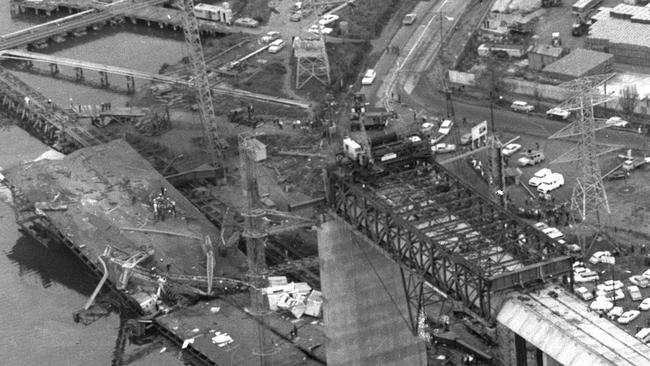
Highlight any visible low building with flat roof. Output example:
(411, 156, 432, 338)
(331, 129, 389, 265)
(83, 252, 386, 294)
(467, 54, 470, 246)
(586, 4, 650, 67)
(528, 44, 565, 71)
(542, 48, 614, 80)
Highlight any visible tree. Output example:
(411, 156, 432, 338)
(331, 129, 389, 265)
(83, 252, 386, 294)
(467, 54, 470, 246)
(476, 55, 509, 104)
(619, 85, 639, 121)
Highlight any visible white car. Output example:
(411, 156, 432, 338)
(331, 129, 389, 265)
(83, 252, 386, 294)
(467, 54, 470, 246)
(607, 306, 624, 319)
(643, 269, 650, 280)
(597, 280, 624, 292)
(630, 275, 650, 288)
(501, 143, 522, 156)
(511, 100, 534, 113)
(546, 107, 570, 120)
(537, 173, 564, 194)
(618, 310, 641, 324)
(318, 14, 339, 26)
(589, 251, 612, 264)
(533, 222, 549, 231)
(639, 298, 650, 311)
(402, 13, 417, 25)
(420, 122, 435, 135)
(432, 143, 456, 153)
(261, 31, 280, 43)
(361, 69, 377, 85)
(542, 227, 564, 239)
(606, 116, 629, 128)
(575, 287, 593, 301)
(596, 289, 625, 302)
(438, 119, 453, 135)
(629, 285, 643, 301)
(574, 270, 599, 283)
(590, 299, 614, 312)
(528, 168, 552, 187)
(308, 24, 333, 35)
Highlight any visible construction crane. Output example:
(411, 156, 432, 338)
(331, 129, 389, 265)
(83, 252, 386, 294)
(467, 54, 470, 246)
(176, 0, 228, 170)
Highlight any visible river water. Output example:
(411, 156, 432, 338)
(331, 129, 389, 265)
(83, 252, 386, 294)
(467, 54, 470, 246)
(0, 3, 189, 365)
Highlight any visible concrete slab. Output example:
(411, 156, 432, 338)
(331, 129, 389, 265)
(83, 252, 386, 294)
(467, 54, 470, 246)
(318, 219, 427, 366)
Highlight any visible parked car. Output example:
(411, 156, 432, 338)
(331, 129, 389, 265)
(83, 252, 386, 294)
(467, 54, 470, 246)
(518, 150, 545, 166)
(589, 250, 612, 264)
(590, 299, 614, 311)
(629, 286, 643, 301)
(460, 132, 472, 145)
(618, 310, 641, 324)
(546, 107, 571, 120)
(438, 119, 453, 135)
(639, 298, 650, 311)
(607, 306, 624, 319)
(318, 14, 339, 26)
(533, 222, 549, 230)
(574, 270, 599, 283)
(528, 168, 552, 186)
(630, 275, 650, 288)
(402, 13, 417, 25)
(432, 143, 457, 153)
(597, 279, 624, 292)
(511, 100, 535, 113)
(575, 287, 593, 301)
(636, 328, 650, 343)
(644, 269, 650, 280)
(607, 170, 629, 180)
(501, 143, 522, 156)
(537, 173, 564, 194)
(268, 39, 286, 54)
(308, 24, 333, 35)
(605, 116, 629, 128)
(596, 289, 625, 302)
(542, 227, 564, 239)
(261, 31, 281, 43)
(361, 69, 376, 85)
(234, 17, 259, 28)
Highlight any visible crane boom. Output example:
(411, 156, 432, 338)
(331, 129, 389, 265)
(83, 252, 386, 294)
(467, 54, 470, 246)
(177, 0, 227, 165)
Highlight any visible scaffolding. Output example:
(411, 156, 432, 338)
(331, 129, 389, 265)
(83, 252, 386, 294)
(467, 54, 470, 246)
(294, 35, 331, 89)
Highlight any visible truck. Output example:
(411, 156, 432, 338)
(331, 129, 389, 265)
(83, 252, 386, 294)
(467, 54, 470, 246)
(350, 107, 394, 131)
(477, 43, 531, 59)
(338, 133, 430, 174)
(572, 0, 603, 17)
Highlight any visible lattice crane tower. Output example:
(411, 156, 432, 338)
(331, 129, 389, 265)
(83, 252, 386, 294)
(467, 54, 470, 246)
(177, 0, 227, 168)
(294, 33, 331, 89)
(548, 74, 617, 224)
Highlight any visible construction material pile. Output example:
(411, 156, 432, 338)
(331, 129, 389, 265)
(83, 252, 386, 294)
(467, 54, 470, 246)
(263, 276, 323, 319)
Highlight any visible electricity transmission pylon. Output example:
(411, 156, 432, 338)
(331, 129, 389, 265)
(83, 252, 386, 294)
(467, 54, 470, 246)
(548, 73, 618, 226)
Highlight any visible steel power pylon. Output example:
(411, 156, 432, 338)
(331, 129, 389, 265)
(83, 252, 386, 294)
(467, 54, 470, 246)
(177, 0, 227, 168)
(549, 74, 617, 226)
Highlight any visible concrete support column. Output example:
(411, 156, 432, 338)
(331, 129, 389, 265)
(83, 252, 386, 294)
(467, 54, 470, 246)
(99, 71, 109, 88)
(535, 348, 543, 366)
(49, 63, 59, 75)
(75, 67, 84, 81)
(515, 334, 527, 366)
(126, 76, 135, 93)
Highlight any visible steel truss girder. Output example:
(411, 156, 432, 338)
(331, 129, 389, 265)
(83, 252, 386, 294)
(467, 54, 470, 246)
(330, 177, 492, 320)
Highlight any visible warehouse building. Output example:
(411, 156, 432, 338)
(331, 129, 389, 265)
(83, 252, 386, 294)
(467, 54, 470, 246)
(586, 4, 650, 67)
(542, 48, 614, 80)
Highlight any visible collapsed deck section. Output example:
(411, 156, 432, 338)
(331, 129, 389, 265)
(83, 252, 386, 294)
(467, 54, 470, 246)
(325, 162, 572, 322)
(5, 139, 247, 280)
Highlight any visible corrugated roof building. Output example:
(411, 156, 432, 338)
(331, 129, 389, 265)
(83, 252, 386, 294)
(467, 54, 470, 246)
(586, 4, 650, 66)
(542, 48, 614, 80)
(528, 44, 565, 71)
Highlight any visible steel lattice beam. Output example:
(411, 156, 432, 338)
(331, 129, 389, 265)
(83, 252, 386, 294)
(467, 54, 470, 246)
(325, 161, 572, 326)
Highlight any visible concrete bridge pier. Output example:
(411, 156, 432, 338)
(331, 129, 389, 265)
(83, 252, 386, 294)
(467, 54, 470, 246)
(99, 71, 109, 88)
(10, 3, 20, 16)
(126, 75, 135, 93)
(49, 63, 59, 76)
(75, 67, 84, 81)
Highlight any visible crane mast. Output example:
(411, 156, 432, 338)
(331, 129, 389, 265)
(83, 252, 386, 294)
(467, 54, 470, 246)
(177, 0, 225, 167)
